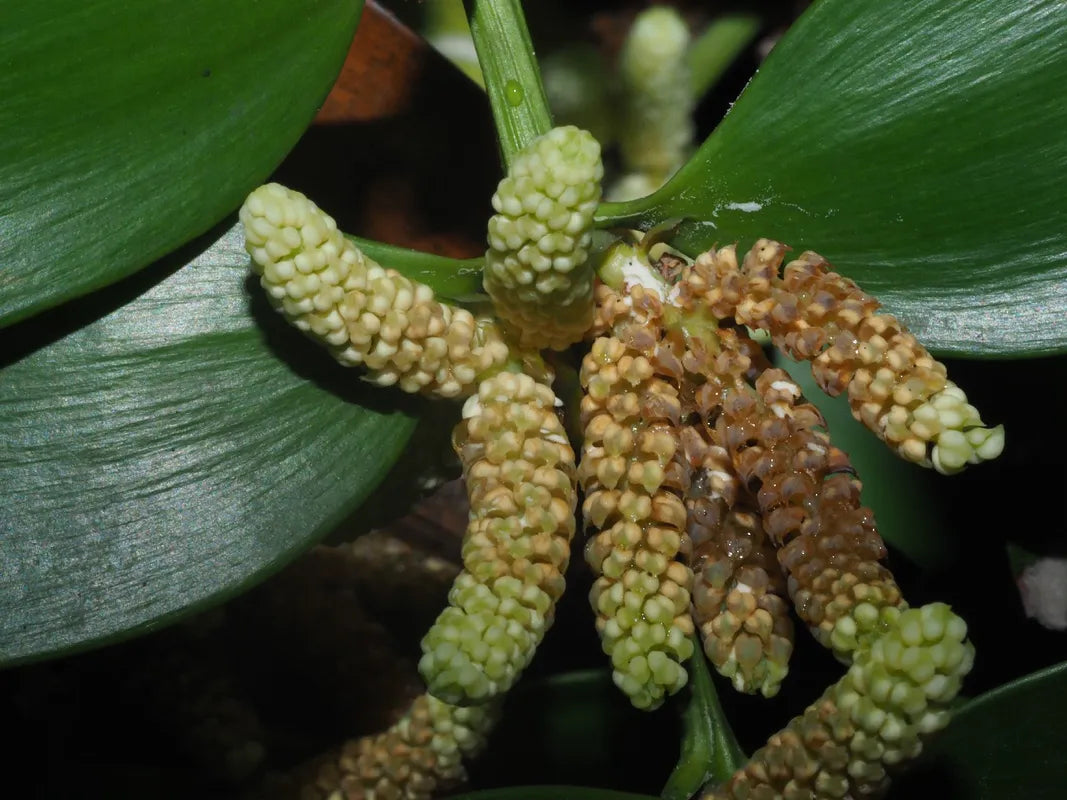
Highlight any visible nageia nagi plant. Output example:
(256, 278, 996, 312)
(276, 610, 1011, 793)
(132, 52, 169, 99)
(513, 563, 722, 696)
(240, 103, 1001, 797)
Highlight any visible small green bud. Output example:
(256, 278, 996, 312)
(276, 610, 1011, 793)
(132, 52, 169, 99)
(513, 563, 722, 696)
(614, 6, 694, 194)
(484, 125, 603, 350)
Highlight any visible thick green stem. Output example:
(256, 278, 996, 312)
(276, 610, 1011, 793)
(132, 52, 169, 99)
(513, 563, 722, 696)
(662, 639, 747, 799)
(465, 0, 553, 167)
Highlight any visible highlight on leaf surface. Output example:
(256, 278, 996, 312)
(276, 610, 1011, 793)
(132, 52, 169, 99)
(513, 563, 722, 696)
(483, 125, 604, 350)
(241, 183, 512, 398)
(419, 372, 578, 706)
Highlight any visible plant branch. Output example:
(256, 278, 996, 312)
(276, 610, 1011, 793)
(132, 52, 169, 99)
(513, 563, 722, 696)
(661, 639, 746, 800)
(465, 0, 553, 167)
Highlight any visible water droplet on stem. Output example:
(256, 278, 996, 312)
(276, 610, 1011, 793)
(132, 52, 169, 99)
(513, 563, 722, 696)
(504, 80, 524, 107)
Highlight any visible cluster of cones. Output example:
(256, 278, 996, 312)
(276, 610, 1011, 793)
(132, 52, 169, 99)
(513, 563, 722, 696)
(241, 157, 999, 798)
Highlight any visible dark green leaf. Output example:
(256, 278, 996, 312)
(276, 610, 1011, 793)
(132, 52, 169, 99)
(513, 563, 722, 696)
(0, 0, 362, 327)
(598, 0, 1067, 357)
(470, 668, 679, 792)
(662, 641, 746, 800)
(895, 661, 1067, 798)
(0, 221, 415, 666)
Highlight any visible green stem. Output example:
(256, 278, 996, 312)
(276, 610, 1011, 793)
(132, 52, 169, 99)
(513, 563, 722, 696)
(465, 0, 553, 167)
(594, 191, 663, 236)
(349, 235, 484, 304)
(687, 14, 762, 99)
(661, 640, 747, 800)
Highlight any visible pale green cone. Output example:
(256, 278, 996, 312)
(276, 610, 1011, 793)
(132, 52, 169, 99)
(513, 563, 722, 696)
(420, 373, 577, 704)
(484, 125, 603, 350)
(707, 602, 974, 799)
(614, 6, 694, 195)
(241, 182, 511, 398)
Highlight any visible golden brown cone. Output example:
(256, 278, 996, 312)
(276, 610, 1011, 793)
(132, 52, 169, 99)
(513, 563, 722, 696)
(581, 283, 696, 709)
(302, 693, 496, 800)
(680, 240, 1003, 473)
(713, 366, 905, 660)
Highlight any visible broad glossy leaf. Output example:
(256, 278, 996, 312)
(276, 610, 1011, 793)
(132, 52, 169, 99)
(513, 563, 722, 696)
(0, 0, 362, 327)
(0, 222, 415, 666)
(598, 0, 1067, 357)
(895, 661, 1067, 798)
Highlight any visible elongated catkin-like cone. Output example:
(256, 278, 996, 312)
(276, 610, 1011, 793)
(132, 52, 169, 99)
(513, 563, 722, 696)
(241, 183, 512, 397)
(713, 366, 905, 661)
(484, 126, 603, 350)
(304, 693, 497, 800)
(581, 283, 695, 710)
(704, 603, 974, 800)
(679, 328, 795, 697)
(419, 373, 577, 705)
(617, 6, 693, 181)
(690, 492, 795, 699)
(682, 241, 1004, 474)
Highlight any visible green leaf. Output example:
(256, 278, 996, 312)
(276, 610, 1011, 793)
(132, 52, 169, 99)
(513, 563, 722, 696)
(779, 357, 955, 570)
(0, 0, 362, 327)
(895, 661, 1067, 798)
(662, 641, 746, 800)
(598, 0, 1067, 357)
(472, 668, 680, 792)
(487, 669, 644, 784)
(0, 221, 415, 666)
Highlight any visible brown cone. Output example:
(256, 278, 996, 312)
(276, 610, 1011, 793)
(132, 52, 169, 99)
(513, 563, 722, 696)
(680, 240, 1002, 472)
(714, 366, 905, 660)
